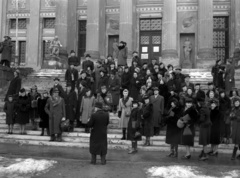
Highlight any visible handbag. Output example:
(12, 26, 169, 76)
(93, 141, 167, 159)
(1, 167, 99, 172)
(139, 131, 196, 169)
(60, 119, 70, 132)
(177, 119, 185, 128)
(183, 125, 192, 136)
(134, 131, 141, 139)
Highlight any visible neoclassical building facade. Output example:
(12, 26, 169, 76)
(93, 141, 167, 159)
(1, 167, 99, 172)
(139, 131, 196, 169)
(0, 0, 239, 69)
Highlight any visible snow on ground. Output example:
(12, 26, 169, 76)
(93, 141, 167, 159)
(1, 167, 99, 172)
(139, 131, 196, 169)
(146, 165, 240, 178)
(0, 156, 56, 178)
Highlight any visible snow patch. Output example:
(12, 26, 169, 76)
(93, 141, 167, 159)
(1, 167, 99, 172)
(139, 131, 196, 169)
(146, 166, 240, 178)
(0, 157, 56, 178)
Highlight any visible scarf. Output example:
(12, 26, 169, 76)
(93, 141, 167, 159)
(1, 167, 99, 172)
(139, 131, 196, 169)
(122, 96, 129, 107)
(51, 96, 61, 107)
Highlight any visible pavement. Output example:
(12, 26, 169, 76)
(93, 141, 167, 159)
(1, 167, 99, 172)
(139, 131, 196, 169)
(0, 143, 240, 178)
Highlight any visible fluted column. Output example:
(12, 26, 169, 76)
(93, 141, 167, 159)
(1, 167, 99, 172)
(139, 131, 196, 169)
(231, 0, 240, 51)
(86, 0, 105, 60)
(197, 0, 215, 68)
(162, 0, 178, 66)
(119, 0, 135, 56)
(27, 0, 41, 68)
(0, 0, 7, 42)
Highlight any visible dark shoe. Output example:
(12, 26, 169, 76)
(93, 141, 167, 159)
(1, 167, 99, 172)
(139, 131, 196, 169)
(49, 135, 55, 142)
(199, 150, 204, 158)
(40, 132, 44, 136)
(101, 155, 106, 165)
(231, 147, 238, 160)
(199, 153, 208, 161)
(167, 152, 174, 157)
(91, 154, 96, 165)
(7, 131, 10, 134)
(181, 155, 191, 159)
(10, 132, 13, 134)
(209, 152, 218, 157)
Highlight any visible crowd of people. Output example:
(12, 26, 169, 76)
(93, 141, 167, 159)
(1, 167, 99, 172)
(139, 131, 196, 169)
(3, 47, 240, 163)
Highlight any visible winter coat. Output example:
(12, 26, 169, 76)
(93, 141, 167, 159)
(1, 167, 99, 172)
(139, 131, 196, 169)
(94, 66, 105, 93)
(119, 97, 133, 128)
(174, 73, 185, 93)
(68, 56, 79, 66)
(129, 77, 141, 101)
(97, 75, 109, 93)
(225, 63, 235, 94)
(108, 76, 120, 106)
(76, 77, 91, 90)
(127, 107, 142, 141)
(28, 92, 41, 119)
(95, 92, 112, 112)
(51, 84, 65, 98)
(140, 103, 154, 137)
(0, 40, 12, 61)
(212, 65, 224, 89)
(219, 96, 231, 135)
(117, 47, 128, 66)
(5, 76, 21, 101)
(38, 97, 49, 128)
(150, 95, 164, 127)
(180, 106, 199, 146)
(82, 59, 94, 71)
(45, 96, 66, 135)
(64, 91, 77, 121)
(121, 72, 131, 90)
(165, 106, 182, 145)
(15, 95, 30, 125)
(65, 68, 79, 83)
(230, 107, 240, 144)
(80, 96, 95, 124)
(210, 108, 221, 144)
(87, 109, 109, 155)
(4, 101, 16, 125)
(75, 87, 88, 120)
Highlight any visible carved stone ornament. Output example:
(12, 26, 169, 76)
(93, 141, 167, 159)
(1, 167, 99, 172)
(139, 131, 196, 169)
(45, 0, 56, 7)
(109, 18, 119, 30)
(11, 0, 26, 9)
(182, 16, 194, 28)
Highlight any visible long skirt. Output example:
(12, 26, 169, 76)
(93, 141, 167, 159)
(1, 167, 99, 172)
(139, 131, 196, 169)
(199, 127, 211, 146)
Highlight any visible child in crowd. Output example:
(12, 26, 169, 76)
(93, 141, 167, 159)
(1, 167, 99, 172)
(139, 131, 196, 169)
(4, 95, 16, 134)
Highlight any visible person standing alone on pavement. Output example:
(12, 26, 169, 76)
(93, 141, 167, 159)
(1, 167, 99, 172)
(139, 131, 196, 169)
(87, 102, 109, 165)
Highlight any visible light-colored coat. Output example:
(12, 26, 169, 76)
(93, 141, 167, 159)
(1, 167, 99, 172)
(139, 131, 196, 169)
(80, 96, 95, 124)
(150, 95, 164, 127)
(118, 97, 133, 128)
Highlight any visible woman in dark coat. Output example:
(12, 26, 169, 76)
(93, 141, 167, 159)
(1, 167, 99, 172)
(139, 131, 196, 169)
(165, 99, 182, 158)
(38, 90, 49, 136)
(211, 59, 224, 89)
(0, 36, 12, 67)
(4, 95, 16, 134)
(197, 99, 212, 161)
(64, 85, 77, 132)
(15, 88, 30, 135)
(96, 69, 108, 94)
(127, 101, 142, 154)
(180, 98, 199, 159)
(108, 70, 120, 113)
(219, 90, 231, 144)
(5, 70, 21, 101)
(129, 72, 141, 101)
(121, 66, 131, 93)
(225, 59, 235, 95)
(45, 88, 66, 142)
(87, 102, 109, 165)
(140, 95, 154, 146)
(209, 99, 221, 156)
(229, 97, 240, 160)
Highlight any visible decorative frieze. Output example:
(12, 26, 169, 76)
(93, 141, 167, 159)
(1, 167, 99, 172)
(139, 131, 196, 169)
(77, 9, 87, 15)
(7, 13, 30, 18)
(40, 12, 56, 17)
(177, 6, 198, 11)
(106, 8, 119, 14)
(11, 0, 26, 9)
(136, 7, 162, 13)
(213, 5, 230, 10)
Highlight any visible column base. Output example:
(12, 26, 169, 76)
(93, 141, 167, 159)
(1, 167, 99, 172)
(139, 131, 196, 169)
(85, 51, 100, 60)
(162, 49, 179, 67)
(197, 48, 215, 68)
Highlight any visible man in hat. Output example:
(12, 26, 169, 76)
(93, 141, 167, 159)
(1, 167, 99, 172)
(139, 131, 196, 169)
(93, 59, 105, 95)
(174, 68, 185, 93)
(108, 70, 120, 113)
(132, 51, 141, 67)
(193, 83, 206, 102)
(148, 57, 158, 73)
(68, 50, 79, 66)
(82, 54, 94, 72)
(87, 102, 109, 165)
(183, 74, 194, 92)
(116, 41, 128, 66)
(65, 63, 79, 90)
(5, 70, 21, 101)
(45, 88, 66, 142)
(0, 35, 12, 67)
(96, 68, 108, 94)
(225, 58, 235, 95)
(206, 82, 218, 98)
(52, 77, 65, 98)
(64, 84, 77, 132)
(150, 87, 164, 135)
(76, 70, 91, 92)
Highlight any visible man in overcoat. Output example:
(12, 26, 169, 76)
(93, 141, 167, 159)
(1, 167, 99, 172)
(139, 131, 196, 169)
(225, 58, 235, 95)
(108, 70, 120, 113)
(65, 64, 79, 90)
(68, 50, 79, 66)
(51, 77, 65, 98)
(150, 87, 164, 135)
(87, 102, 109, 165)
(0, 36, 12, 67)
(5, 70, 21, 101)
(116, 41, 128, 66)
(82, 54, 94, 72)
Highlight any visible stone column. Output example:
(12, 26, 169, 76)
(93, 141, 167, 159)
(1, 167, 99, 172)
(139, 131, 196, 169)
(119, 0, 135, 57)
(0, 0, 3, 40)
(162, 0, 178, 67)
(197, 0, 215, 68)
(0, 0, 7, 41)
(67, 0, 77, 53)
(86, 0, 106, 60)
(27, 0, 41, 68)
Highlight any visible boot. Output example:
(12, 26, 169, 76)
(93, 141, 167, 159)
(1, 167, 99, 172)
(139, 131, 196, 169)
(199, 152, 208, 161)
(231, 146, 238, 160)
(101, 155, 106, 165)
(46, 128, 50, 136)
(121, 128, 126, 140)
(199, 150, 204, 158)
(173, 145, 178, 158)
(40, 128, 44, 136)
(49, 134, 55, 142)
(237, 145, 240, 159)
(91, 154, 96, 165)
(128, 142, 137, 154)
(167, 145, 174, 157)
(57, 133, 62, 142)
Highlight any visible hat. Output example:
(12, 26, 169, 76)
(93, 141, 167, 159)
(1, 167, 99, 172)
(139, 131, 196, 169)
(175, 67, 182, 71)
(153, 87, 159, 91)
(95, 102, 103, 109)
(53, 88, 59, 93)
(4, 35, 10, 39)
(80, 70, 87, 75)
(109, 70, 116, 75)
(80, 80, 87, 87)
(195, 83, 201, 86)
(184, 74, 190, 78)
(43, 90, 48, 94)
(110, 61, 115, 66)
(181, 83, 187, 88)
(85, 54, 91, 58)
(54, 77, 60, 81)
(20, 88, 25, 93)
(70, 50, 75, 54)
(208, 82, 213, 86)
(185, 97, 193, 103)
(132, 51, 138, 54)
(100, 69, 107, 74)
(141, 85, 147, 91)
(167, 64, 173, 69)
(124, 66, 129, 70)
(101, 85, 107, 89)
(152, 57, 157, 61)
(132, 100, 139, 106)
(85, 88, 91, 92)
(210, 99, 219, 105)
(233, 96, 240, 104)
(123, 89, 129, 93)
(143, 95, 149, 100)
(8, 95, 13, 98)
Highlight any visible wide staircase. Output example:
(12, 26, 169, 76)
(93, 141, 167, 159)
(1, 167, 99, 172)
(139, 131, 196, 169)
(0, 68, 239, 154)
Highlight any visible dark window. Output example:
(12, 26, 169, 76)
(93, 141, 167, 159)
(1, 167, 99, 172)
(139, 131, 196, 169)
(213, 17, 229, 62)
(19, 41, 26, 64)
(43, 40, 51, 58)
(78, 20, 87, 58)
(43, 18, 55, 29)
(10, 19, 27, 29)
(11, 41, 16, 62)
